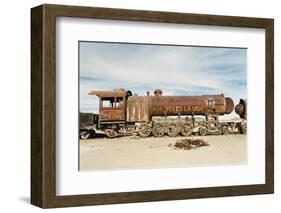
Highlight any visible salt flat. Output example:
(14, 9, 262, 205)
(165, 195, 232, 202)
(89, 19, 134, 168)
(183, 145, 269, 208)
(79, 134, 247, 171)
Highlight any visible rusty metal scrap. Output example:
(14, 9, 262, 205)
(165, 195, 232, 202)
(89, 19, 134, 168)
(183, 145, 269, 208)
(86, 88, 246, 138)
(171, 139, 209, 150)
(89, 88, 235, 123)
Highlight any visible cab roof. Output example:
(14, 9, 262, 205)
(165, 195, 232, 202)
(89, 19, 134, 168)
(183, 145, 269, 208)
(88, 89, 129, 98)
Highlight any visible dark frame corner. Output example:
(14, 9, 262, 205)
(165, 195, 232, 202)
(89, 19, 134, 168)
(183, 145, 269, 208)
(31, 4, 274, 208)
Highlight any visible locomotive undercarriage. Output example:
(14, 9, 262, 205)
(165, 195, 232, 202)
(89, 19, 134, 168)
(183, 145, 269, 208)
(100, 116, 247, 138)
(137, 120, 194, 138)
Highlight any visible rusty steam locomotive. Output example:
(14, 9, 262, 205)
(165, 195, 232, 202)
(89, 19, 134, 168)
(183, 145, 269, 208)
(80, 89, 247, 138)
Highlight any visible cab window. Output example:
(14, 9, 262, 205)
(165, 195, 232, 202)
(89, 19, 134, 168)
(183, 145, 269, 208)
(101, 97, 114, 108)
(115, 97, 124, 108)
(101, 97, 124, 108)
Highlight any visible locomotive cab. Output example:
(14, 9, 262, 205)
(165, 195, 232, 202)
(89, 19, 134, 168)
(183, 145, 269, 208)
(88, 89, 132, 124)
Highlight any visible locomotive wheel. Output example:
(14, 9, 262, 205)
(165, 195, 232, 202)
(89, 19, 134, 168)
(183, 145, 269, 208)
(181, 124, 193, 137)
(106, 129, 117, 138)
(152, 123, 165, 137)
(138, 123, 152, 137)
(167, 124, 179, 137)
(221, 126, 229, 135)
(80, 131, 90, 140)
(199, 126, 208, 136)
(239, 125, 247, 134)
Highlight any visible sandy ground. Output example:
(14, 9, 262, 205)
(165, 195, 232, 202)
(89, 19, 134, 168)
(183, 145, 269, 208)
(79, 134, 247, 171)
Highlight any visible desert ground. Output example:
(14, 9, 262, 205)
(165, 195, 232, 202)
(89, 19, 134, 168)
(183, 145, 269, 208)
(79, 134, 247, 171)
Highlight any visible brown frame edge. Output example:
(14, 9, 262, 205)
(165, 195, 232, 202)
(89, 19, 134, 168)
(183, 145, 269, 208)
(31, 4, 274, 208)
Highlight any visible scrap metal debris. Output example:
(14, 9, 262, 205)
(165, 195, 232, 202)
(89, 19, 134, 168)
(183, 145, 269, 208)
(170, 139, 209, 150)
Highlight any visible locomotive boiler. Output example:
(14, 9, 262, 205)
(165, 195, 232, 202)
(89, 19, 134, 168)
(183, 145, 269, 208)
(86, 88, 246, 138)
(127, 89, 234, 120)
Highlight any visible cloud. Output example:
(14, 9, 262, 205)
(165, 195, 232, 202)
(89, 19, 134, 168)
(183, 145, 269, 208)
(79, 42, 247, 118)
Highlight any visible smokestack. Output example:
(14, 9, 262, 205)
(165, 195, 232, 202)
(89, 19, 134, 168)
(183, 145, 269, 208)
(154, 89, 163, 97)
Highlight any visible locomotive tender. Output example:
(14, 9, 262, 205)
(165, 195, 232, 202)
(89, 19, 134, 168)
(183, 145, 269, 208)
(79, 112, 99, 139)
(81, 88, 247, 138)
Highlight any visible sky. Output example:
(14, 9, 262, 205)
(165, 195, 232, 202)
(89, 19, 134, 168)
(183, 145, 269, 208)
(79, 41, 247, 119)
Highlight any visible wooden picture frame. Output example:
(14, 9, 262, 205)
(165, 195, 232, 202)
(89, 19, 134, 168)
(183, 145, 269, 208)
(31, 4, 274, 208)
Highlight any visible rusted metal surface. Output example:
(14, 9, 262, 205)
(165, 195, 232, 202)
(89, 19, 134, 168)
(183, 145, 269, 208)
(126, 93, 234, 122)
(88, 90, 128, 97)
(87, 88, 244, 138)
(150, 94, 233, 117)
(88, 89, 131, 122)
(225, 97, 235, 114)
(99, 109, 125, 121)
(90, 90, 234, 122)
(137, 123, 152, 137)
(126, 96, 150, 122)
